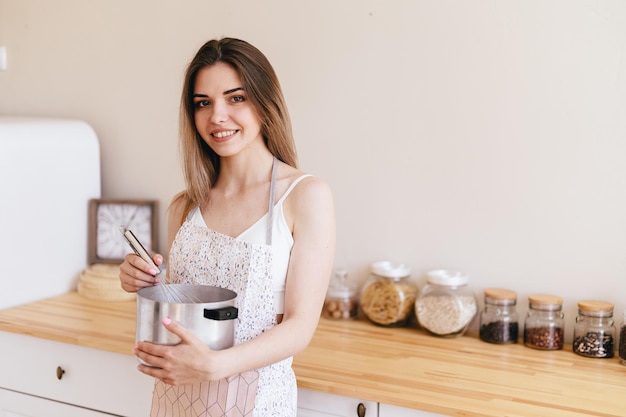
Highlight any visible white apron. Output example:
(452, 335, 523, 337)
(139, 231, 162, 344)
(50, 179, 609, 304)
(150, 158, 297, 417)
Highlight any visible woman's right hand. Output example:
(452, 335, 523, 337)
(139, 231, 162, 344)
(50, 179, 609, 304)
(119, 253, 163, 293)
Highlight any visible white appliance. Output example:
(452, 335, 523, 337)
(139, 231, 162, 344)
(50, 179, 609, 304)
(0, 117, 101, 309)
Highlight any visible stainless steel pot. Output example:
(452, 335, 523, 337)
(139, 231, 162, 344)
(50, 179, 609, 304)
(136, 284, 238, 350)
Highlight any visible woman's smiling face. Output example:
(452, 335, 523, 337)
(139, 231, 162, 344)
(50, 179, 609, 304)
(193, 62, 263, 157)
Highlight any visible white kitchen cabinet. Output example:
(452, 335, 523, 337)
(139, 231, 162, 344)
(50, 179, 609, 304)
(379, 403, 448, 417)
(0, 332, 154, 417)
(297, 388, 378, 417)
(0, 389, 115, 417)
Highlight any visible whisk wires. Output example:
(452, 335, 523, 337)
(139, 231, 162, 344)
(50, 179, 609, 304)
(158, 283, 203, 304)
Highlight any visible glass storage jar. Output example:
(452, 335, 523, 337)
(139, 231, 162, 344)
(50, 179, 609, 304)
(573, 300, 615, 358)
(523, 294, 564, 350)
(360, 261, 417, 327)
(619, 310, 626, 365)
(479, 288, 519, 344)
(415, 270, 477, 337)
(322, 268, 358, 320)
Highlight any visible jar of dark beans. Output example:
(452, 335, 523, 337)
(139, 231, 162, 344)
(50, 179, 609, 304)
(618, 310, 626, 365)
(523, 294, 564, 350)
(573, 300, 615, 358)
(479, 288, 519, 344)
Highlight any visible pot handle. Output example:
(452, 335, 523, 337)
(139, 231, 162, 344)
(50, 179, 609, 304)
(204, 306, 238, 321)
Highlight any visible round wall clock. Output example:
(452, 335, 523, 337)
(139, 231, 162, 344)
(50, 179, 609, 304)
(88, 199, 158, 264)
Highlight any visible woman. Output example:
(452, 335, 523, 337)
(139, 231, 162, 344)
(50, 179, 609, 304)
(119, 38, 336, 416)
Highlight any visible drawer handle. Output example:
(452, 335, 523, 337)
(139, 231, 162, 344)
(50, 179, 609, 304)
(356, 402, 366, 417)
(56, 366, 65, 380)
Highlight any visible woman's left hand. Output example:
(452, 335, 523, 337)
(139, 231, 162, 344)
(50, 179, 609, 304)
(134, 317, 221, 385)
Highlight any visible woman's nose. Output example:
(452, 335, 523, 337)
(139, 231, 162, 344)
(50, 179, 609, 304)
(209, 101, 228, 124)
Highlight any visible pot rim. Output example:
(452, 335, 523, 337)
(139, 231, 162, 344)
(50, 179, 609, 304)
(137, 284, 237, 305)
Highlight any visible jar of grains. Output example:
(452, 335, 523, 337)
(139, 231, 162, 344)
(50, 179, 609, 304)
(415, 270, 477, 337)
(360, 261, 417, 327)
(619, 310, 626, 365)
(479, 288, 519, 344)
(573, 300, 615, 358)
(523, 294, 565, 350)
(322, 268, 359, 320)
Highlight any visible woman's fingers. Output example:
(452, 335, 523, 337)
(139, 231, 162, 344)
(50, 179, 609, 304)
(119, 253, 161, 292)
(134, 318, 212, 385)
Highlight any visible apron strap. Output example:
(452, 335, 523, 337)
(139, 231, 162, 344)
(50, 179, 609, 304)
(266, 156, 278, 245)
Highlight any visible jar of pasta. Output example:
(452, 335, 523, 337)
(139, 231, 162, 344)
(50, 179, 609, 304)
(360, 261, 417, 327)
(322, 268, 359, 320)
(415, 270, 477, 337)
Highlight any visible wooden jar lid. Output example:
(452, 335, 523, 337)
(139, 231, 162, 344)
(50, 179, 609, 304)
(577, 300, 613, 312)
(528, 294, 562, 306)
(484, 288, 517, 300)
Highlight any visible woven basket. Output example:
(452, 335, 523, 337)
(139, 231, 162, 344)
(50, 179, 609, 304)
(77, 263, 136, 302)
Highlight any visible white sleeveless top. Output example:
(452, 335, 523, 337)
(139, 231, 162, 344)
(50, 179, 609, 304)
(188, 174, 311, 314)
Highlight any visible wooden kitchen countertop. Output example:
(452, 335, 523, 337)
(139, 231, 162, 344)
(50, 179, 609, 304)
(0, 292, 625, 416)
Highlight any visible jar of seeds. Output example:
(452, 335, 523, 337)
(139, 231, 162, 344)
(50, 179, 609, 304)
(573, 300, 615, 358)
(415, 270, 477, 337)
(360, 261, 417, 327)
(523, 294, 564, 350)
(619, 310, 626, 365)
(322, 268, 358, 320)
(479, 288, 519, 344)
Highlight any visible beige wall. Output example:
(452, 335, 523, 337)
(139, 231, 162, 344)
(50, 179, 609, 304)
(1, 0, 626, 336)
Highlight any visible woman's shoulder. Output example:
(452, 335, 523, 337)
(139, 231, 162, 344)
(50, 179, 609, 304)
(293, 174, 331, 197)
(282, 169, 333, 213)
(281, 169, 334, 240)
(168, 191, 196, 227)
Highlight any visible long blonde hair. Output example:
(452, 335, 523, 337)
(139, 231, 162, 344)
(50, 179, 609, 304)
(174, 38, 298, 223)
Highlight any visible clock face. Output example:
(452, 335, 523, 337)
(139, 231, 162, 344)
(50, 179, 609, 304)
(95, 203, 154, 260)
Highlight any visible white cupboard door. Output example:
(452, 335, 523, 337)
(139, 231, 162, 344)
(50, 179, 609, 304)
(0, 388, 117, 417)
(297, 388, 378, 417)
(0, 332, 153, 417)
(379, 403, 448, 417)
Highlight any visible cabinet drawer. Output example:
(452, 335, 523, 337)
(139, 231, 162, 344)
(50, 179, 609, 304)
(297, 388, 378, 417)
(0, 388, 115, 417)
(0, 332, 153, 417)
